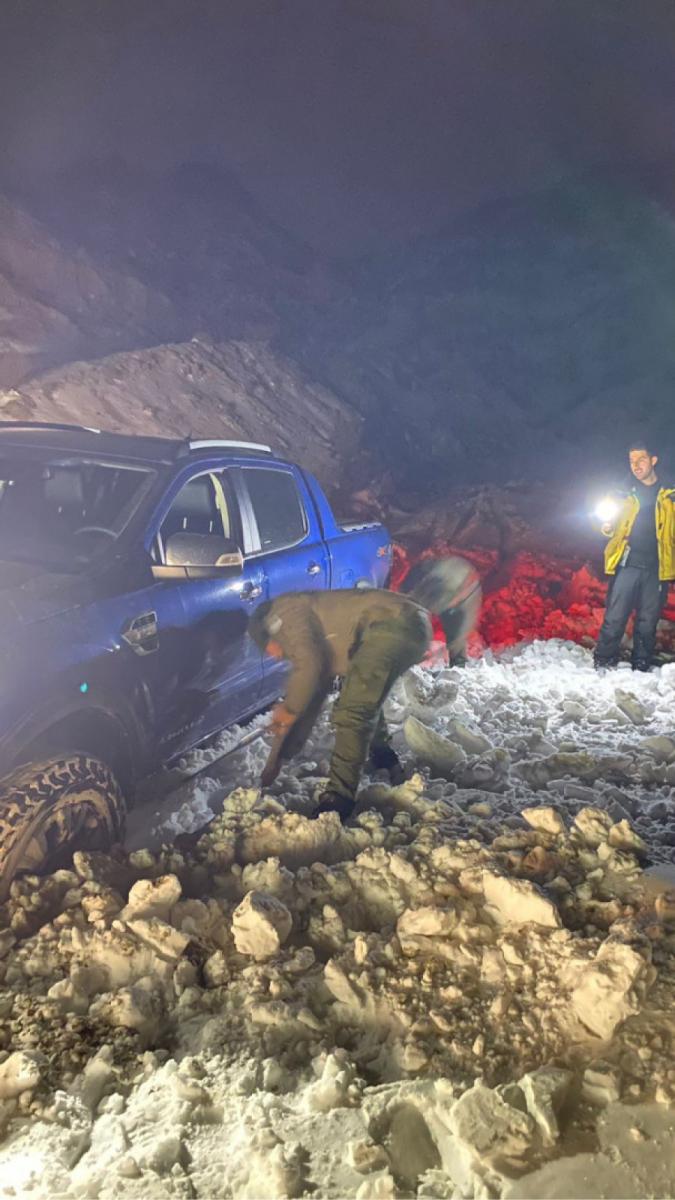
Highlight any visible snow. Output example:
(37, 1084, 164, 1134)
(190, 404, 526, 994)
(1, 639, 675, 1197)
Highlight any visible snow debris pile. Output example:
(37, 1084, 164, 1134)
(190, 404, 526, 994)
(1, 643, 675, 1197)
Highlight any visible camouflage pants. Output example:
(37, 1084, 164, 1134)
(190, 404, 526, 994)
(328, 616, 430, 801)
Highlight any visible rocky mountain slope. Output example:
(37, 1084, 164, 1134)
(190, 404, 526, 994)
(0, 196, 181, 389)
(0, 336, 364, 495)
(14, 162, 337, 345)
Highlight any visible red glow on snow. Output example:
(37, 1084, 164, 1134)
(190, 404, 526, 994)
(393, 542, 675, 655)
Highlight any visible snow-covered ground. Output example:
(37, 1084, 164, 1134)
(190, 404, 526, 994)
(1, 639, 675, 1198)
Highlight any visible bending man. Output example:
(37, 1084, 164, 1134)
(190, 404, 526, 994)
(248, 589, 432, 820)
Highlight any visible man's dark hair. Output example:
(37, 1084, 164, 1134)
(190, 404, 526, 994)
(627, 437, 654, 456)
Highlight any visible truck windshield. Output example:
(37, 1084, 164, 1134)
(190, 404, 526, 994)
(0, 456, 154, 565)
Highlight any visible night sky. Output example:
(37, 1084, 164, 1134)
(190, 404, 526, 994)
(2, 0, 675, 254)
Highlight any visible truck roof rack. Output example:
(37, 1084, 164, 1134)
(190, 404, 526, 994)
(181, 438, 272, 455)
(0, 421, 102, 434)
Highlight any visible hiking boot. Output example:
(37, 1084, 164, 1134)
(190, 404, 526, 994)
(311, 791, 356, 822)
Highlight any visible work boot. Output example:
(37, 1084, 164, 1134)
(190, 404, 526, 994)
(449, 652, 468, 668)
(593, 656, 619, 671)
(368, 744, 405, 783)
(311, 791, 355, 822)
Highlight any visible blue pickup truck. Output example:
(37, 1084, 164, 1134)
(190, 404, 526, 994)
(0, 423, 392, 894)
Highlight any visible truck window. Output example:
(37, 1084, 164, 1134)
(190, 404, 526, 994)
(0, 456, 153, 565)
(243, 468, 307, 552)
(159, 472, 232, 548)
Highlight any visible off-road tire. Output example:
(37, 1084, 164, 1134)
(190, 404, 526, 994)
(0, 755, 126, 902)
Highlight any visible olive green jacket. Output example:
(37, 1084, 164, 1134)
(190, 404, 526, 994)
(259, 589, 432, 716)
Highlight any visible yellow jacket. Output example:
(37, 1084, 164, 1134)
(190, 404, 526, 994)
(604, 486, 675, 579)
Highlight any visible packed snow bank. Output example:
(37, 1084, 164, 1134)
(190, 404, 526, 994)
(1, 642, 675, 1197)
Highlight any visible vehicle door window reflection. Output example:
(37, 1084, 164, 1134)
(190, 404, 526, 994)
(243, 468, 307, 552)
(157, 471, 236, 562)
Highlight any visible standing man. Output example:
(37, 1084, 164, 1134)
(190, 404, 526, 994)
(594, 440, 675, 671)
(248, 589, 432, 820)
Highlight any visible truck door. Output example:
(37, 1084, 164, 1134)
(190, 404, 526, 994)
(234, 464, 329, 697)
(136, 466, 264, 759)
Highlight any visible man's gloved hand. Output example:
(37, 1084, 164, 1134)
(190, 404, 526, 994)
(270, 702, 296, 737)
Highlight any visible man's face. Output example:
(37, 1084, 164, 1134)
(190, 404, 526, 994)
(629, 448, 658, 483)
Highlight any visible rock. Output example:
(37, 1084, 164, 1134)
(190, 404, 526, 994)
(73, 851, 135, 893)
(607, 820, 646, 854)
(403, 716, 466, 776)
(349, 1140, 390, 1173)
(117, 1156, 141, 1179)
(91, 977, 166, 1041)
(356, 1170, 397, 1198)
(203, 950, 230, 987)
(519, 1066, 572, 1144)
(73, 1051, 115, 1112)
(132, 1132, 184, 1174)
(446, 720, 492, 756)
(570, 940, 652, 1039)
(0, 929, 16, 959)
(0, 1051, 42, 1098)
(396, 906, 457, 939)
(231, 891, 292, 961)
(123, 917, 190, 962)
(614, 690, 646, 725)
(324, 959, 365, 1008)
(47, 979, 89, 1015)
(641, 736, 675, 762)
(560, 700, 586, 723)
(582, 1062, 621, 1106)
(521, 806, 566, 836)
(451, 1083, 535, 1168)
(655, 1082, 675, 1106)
(81, 889, 124, 924)
(602, 786, 638, 817)
(121, 875, 182, 921)
(645, 799, 669, 822)
(482, 870, 561, 928)
(303, 1053, 357, 1113)
(572, 807, 614, 847)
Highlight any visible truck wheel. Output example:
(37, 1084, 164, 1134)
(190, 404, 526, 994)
(0, 755, 126, 902)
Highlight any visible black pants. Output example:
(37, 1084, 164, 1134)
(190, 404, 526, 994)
(595, 564, 665, 667)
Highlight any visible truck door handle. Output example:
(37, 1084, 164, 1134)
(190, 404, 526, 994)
(241, 582, 263, 602)
(121, 611, 159, 655)
(307, 562, 322, 576)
